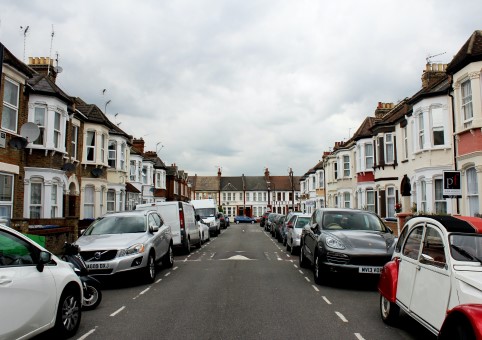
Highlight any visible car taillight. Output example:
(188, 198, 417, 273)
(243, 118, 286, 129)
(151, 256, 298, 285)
(179, 210, 185, 229)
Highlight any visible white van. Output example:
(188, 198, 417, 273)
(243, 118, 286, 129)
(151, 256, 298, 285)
(190, 199, 221, 237)
(136, 201, 201, 254)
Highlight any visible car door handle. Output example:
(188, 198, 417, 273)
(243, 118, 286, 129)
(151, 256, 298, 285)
(0, 278, 13, 285)
(416, 265, 421, 271)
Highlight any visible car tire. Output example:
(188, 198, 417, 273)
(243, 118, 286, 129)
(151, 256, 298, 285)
(144, 252, 157, 283)
(380, 295, 400, 325)
(286, 240, 291, 252)
(196, 234, 202, 249)
(82, 281, 102, 311)
(54, 288, 82, 338)
(291, 245, 297, 255)
(251, 221, 254, 224)
(314, 255, 326, 285)
(439, 315, 476, 340)
(283, 236, 287, 246)
(184, 237, 191, 253)
(299, 245, 310, 268)
(163, 245, 174, 268)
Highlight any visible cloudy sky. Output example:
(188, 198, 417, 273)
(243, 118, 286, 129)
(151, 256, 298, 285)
(1, 1, 480, 176)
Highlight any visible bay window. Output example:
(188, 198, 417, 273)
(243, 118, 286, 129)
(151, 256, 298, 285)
(71, 125, 79, 160)
(107, 189, 116, 213)
(434, 178, 447, 214)
(33, 106, 46, 145)
(365, 143, 374, 169)
(418, 113, 425, 150)
(108, 141, 117, 167)
(343, 155, 350, 177)
(86, 131, 96, 162)
(30, 181, 43, 218)
(84, 186, 95, 219)
(53, 112, 61, 148)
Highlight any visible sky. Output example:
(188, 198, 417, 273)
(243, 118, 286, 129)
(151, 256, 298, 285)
(0, 1, 480, 177)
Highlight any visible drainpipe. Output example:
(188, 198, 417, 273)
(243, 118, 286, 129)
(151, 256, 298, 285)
(449, 88, 459, 214)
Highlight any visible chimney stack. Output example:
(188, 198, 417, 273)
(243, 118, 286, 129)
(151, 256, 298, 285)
(132, 138, 145, 154)
(217, 167, 222, 177)
(28, 57, 58, 83)
(374, 102, 394, 119)
(421, 63, 447, 89)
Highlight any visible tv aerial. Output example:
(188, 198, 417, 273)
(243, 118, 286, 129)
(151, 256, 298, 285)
(426, 52, 446, 64)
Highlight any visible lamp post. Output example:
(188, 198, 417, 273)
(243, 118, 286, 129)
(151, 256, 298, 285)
(289, 168, 294, 211)
(267, 181, 271, 212)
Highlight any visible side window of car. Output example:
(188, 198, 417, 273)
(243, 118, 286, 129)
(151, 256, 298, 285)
(148, 214, 158, 227)
(420, 226, 446, 268)
(402, 225, 424, 260)
(152, 213, 162, 226)
(0, 230, 39, 266)
(395, 224, 410, 253)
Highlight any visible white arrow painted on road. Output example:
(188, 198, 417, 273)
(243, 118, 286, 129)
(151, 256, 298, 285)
(222, 255, 253, 260)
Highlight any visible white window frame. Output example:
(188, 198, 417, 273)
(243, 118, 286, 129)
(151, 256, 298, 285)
(402, 126, 409, 160)
(30, 180, 43, 218)
(430, 107, 445, 147)
(120, 143, 126, 171)
(467, 167, 479, 216)
(319, 171, 324, 188)
(108, 140, 117, 168)
(434, 178, 447, 214)
(53, 111, 61, 149)
(385, 133, 394, 164)
(84, 186, 95, 219)
(420, 180, 427, 213)
(130, 160, 136, 181)
(0, 173, 14, 219)
(51, 183, 58, 217)
(461, 79, 473, 123)
(343, 192, 350, 208)
(86, 131, 96, 162)
(343, 155, 350, 177)
(1, 78, 19, 132)
(418, 113, 425, 150)
(107, 189, 116, 213)
(71, 125, 79, 160)
(386, 186, 396, 217)
(33, 106, 46, 146)
(365, 143, 374, 169)
(100, 134, 106, 163)
(366, 189, 375, 212)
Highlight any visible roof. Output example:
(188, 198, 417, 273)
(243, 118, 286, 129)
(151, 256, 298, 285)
(125, 182, 140, 193)
(244, 176, 268, 191)
(371, 99, 411, 132)
(352, 116, 379, 141)
(193, 176, 220, 191)
(269, 176, 300, 191)
(408, 75, 451, 105)
(414, 215, 482, 234)
(1, 43, 34, 77)
(447, 30, 482, 74)
(27, 73, 74, 107)
(221, 176, 244, 191)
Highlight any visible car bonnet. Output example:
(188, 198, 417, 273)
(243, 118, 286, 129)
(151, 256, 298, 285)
(326, 230, 395, 252)
(75, 233, 149, 251)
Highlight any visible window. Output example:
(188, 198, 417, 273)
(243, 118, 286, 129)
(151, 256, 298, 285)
(343, 155, 350, 177)
(365, 143, 374, 169)
(420, 227, 446, 268)
(403, 126, 408, 160)
(319, 171, 324, 188)
(420, 180, 427, 213)
(386, 186, 396, 217)
(108, 141, 117, 167)
(142, 167, 148, 184)
(418, 113, 425, 150)
(120, 143, 125, 170)
(1, 78, 19, 132)
(431, 107, 444, 146)
(100, 134, 106, 163)
(84, 186, 95, 219)
(223, 193, 226, 201)
(334, 162, 338, 180)
(71, 125, 79, 159)
(51, 183, 58, 217)
(264, 192, 267, 201)
(343, 192, 350, 208)
(467, 167, 479, 216)
(239, 193, 242, 201)
(86, 131, 96, 162)
(366, 189, 375, 212)
(402, 226, 423, 260)
(107, 189, 116, 213)
(33, 106, 46, 145)
(130, 161, 136, 181)
(0, 174, 14, 218)
(385, 134, 394, 163)
(30, 182, 43, 218)
(253, 192, 257, 202)
(461, 79, 473, 122)
(53, 112, 61, 148)
(434, 178, 447, 214)
(119, 190, 124, 211)
(227, 192, 231, 201)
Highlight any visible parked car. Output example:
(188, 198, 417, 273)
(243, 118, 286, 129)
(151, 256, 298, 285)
(234, 215, 256, 224)
(75, 210, 173, 283)
(273, 215, 286, 242)
(220, 214, 230, 228)
(260, 212, 270, 228)
(136, 201, 201, 254)
(0, 224, 83, 339)
(281, 211, 299, 245)
(191, 199, 221, 236)
(379, 215, 482, 339)
(286, 213, 311, 254)
(265, 213, 278, 232)
(300, 208, 396, 284)
(197, 217, 210, 245)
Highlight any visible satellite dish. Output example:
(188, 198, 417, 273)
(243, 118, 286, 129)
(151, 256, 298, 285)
(9, 136, 28, 149)
(20, 122, 40, 142)
(62, 163, 76, 172)
(91, 168, 103, 178)
(53, 66, 63, 73)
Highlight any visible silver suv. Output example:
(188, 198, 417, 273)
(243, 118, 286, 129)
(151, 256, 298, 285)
(75, 210, 173, 283)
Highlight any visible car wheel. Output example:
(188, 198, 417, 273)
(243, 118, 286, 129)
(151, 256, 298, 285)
(286, 240, 291, 252)
(144, 252, 157, 283)
(82, 281, 102, 311)
(196, 233, 202, 249)
(251, 221, 254, 224)
(54, 288, 82, 337)
(439, 315, 476, 340)
(314, 255, 326, 285)
(380, 295, 400, 325)
(283, 236, 287, 246)
(299, 245, 310, 268)
(184, 237, 191, 253)
(236, 221, 239, 224)
(163, 245, 174, 268)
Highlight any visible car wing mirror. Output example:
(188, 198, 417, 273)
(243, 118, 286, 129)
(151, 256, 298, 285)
(420, 253, 434, 264)
(195, 215, 201, 222)
(150, 224, 160, 233)
(37, 251, 52, 272)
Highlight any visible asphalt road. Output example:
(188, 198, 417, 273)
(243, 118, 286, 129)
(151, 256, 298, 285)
(38, 223, 437, 340)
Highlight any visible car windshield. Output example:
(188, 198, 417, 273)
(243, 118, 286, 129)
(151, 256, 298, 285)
(449, 234, 482, 263)
(322, 211, 386, 232)
(196, 208, 215, 218)
(295, 217, 310, 228)
(84, 216, 146, 235)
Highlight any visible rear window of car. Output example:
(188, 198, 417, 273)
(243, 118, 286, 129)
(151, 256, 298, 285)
(295, 217, 310, 228)
(85, 216, 146, 235)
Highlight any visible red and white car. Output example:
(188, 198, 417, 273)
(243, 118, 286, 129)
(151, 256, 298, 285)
(378, 215, 482, 339)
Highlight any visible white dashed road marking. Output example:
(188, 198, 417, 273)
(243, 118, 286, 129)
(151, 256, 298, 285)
(335, 311, 348, 322)
(355, 333, 365, 340)
(322, 296, 332, 305)
(110, 306, 125, 317)
(312, 285, 319, 292)
(165, 272, 171, 277)
(304, 276, 311, 282)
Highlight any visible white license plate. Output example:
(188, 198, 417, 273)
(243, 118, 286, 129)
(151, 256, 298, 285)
(358, 266, 382, 274)
(86, 262, 110, 270)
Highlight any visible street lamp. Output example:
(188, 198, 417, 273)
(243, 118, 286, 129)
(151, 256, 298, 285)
(289, 168, 294, 211)
(267, 181, 271, 212)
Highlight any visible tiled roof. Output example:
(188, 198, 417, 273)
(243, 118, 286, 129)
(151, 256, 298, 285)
(221, 177, 244, 191)
(352, 116, 379, 141)
(447, 30, 482, 74)
(244, 176, 268, 191)
(409, 75, 451, 105)
(28, 73, 73, 106)
(1, 43, 34, 77)
(194, 176, 220, 191)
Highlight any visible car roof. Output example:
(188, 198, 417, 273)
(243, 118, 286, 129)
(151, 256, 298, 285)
(102, 210, 152, 218)
(413, 215, 482, 234)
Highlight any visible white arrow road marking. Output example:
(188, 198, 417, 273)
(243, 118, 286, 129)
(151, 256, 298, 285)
(221, 255, 253, 260)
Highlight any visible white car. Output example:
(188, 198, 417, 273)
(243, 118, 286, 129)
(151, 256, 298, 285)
(0, 224, 83, 339)
(379, 215, 482, 338)
(285, 213, 310, 255)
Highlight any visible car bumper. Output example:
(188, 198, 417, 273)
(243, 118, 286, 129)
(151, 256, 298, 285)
(85, 253, 148, 276)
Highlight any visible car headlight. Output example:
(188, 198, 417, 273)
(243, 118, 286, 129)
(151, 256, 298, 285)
(325, 236, 345, 250)
(119, 243, 145, 257)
